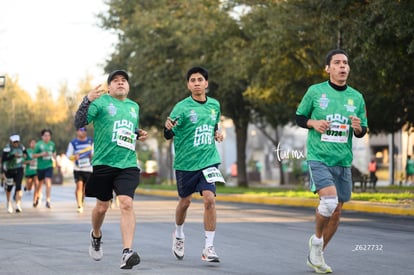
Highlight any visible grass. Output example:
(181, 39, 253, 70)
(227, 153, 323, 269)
(139, 182, 414, 204)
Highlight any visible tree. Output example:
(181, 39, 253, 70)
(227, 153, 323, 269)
(99, 0, 255, 186)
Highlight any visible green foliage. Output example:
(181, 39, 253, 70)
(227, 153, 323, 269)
(0, 74, 94, 153)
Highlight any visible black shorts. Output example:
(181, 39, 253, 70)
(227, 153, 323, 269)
(175, 165, 218, 198)
(37, 167, 53, 181)
(5, 167, 24, 192)
(73, 170, 92, 184)
(85, 165, 140, 201)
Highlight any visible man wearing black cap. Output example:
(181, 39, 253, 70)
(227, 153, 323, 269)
(74, 70, 148, 269)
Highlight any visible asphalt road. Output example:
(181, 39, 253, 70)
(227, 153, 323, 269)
(0, 185, 413, 274)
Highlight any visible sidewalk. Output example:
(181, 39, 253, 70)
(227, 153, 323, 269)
(136, 184, 414, 217)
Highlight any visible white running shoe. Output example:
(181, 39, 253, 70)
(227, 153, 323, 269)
(201, 246, 220, 262)
(7, 202, 13, 214)
(89, 230, 103, 261)
(77, 206, 84, 213)
(120, 249, 140, 269)
(16, 204, 22, 213)
(172, 232, 184, 260)
(307, 258, 333, 274)
(308, 235, 323, 267)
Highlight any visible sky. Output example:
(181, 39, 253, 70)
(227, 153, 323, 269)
(0, 0, 117, 96)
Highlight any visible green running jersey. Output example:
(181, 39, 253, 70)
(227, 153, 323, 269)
(34, 141, 56, 169)
(296, 81, 368, 167)
(170, 96, 221, 171)
(87, 93, 139, 169)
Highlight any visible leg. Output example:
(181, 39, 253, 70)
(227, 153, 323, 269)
(45, 177, 52, 203)
(89, 198, 109, 261)
(201, 190, 220, 262)
(316, 185, 340, 249)
(176, 195, 191, 227)
(322, 203, 343, 249)
(91, 199, 110, 238)
(25, 177, 33, 191)
(32, 176, 40, 205)
(202, 190, 216, 231)
(172, 195, 191, 260)
(75, 180, 84, 208)
(118, 195, 136, 249)
(36, 179, 44, 204)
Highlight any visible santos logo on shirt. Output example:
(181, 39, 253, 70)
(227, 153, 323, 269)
(319, 94, 329, 110)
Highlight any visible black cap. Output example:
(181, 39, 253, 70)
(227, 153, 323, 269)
(107, 70, 129, 84)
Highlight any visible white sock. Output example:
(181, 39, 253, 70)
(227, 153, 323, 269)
(205, 231, 215, 248)
(175, 224, 184, 239)
(312, 235, 323, 244)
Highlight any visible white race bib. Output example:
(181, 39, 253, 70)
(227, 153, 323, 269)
(321, 122, 349, 143)
(202, 167, 225, 184)
(116, 128, 137, 151)
(29, 159, 37, 170)
(78, 158, 91, 168)
(6, 178, 14, 186)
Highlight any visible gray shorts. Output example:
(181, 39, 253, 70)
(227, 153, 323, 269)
(308, 160, 352, 202)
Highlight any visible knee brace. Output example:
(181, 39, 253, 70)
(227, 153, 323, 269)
(317, 196, 338, 217)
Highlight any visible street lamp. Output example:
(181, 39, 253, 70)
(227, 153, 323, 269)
(0, 75, 5, 89)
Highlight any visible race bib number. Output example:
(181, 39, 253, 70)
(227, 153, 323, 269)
(43, 152, 52, 160)
(77, 158, 91, 168)
(202, 167, 225, 184)
(116, 128, 137, 151)
(30, 159, 37, 170)
(6, 178, 14, 186)
(321, 122, 349, 143)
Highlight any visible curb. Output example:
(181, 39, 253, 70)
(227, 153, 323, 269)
(136, 189, 414, 217)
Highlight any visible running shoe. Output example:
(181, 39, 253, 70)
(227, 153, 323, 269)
(16, 205, 22, 213)
(33, 197, 39, 208)
(77, 206, 84, 213)
(307, 258, 333, 273)
(89, 230, 103, 261)
(201, 246, 220, 262)
(7, 202, 13, 214)
(120, 249, 140, 269)
(46, 201, 51, 208)
(308, 234, 323, 267)
(172, 232, 184, 260)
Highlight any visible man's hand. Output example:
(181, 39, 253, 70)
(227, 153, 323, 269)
(350, 115, 362, 135)
(137, 129, 148, 141)
(165, 117, 179, 130)
(87, 84, 105, 102)
(215, 130, 224, 142)
(307, 119, 331, 134)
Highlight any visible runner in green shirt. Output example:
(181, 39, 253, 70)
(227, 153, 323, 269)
(75, 69, 148, 269)
(32, 129, 56, 209)
(2, 134, 27, 213)
(296, 49, 368, 274)
(165, 66, 224, 263)
(23, 139, 39, 206)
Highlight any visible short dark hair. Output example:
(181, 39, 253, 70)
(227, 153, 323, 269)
(41, 128, 52, 136)
(325, 49, 348, 66)
(186, 66, 208, 81)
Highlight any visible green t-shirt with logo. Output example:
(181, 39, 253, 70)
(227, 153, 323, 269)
(169, 96, 221, 171)
(24, 148, 37, 176)
(3, 144, 26, 170)
(34, 141, 56, 169)
(87, 93, 139, 169)
(296, 81, 368, 167)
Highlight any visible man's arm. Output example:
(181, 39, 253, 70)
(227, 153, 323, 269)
(74, 96, 91, 129)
